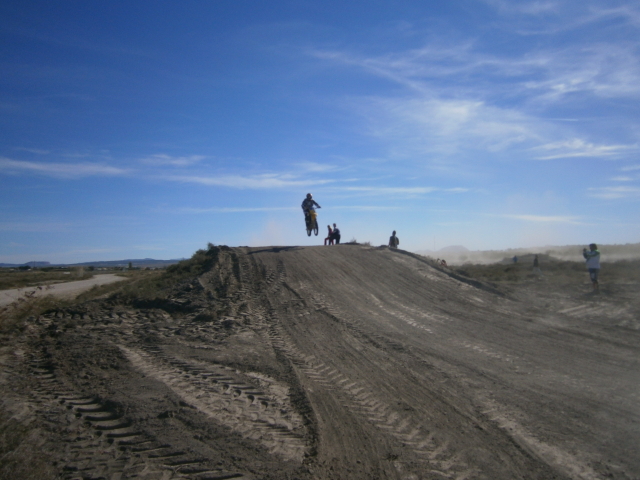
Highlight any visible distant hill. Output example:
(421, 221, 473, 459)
(71, 258, 182, 268)
(0, 258, 182, 268)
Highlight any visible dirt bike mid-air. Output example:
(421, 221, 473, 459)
(305, 209, 319, 236)
(301, 193, 321, 237)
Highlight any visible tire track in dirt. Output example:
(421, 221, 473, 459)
(352, 279, 603, 480)
(119, 345, 308, 463)
(250, 276, 478, 480)
(19, 344, 251, 478)
(282, 268, 593, 480)
(558, 301, 640, 330)
(8, 245, 634, 479)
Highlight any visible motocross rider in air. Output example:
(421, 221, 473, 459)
(301, 193, 321, 227)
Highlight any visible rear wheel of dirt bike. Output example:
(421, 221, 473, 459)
(313, 219, 319, 236)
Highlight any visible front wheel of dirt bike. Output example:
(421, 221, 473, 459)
(313, 219, 319, 236)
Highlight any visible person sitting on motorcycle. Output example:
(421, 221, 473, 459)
(301, 193, 321, 222)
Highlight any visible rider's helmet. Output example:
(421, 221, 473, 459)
(306, 193, 312, 199)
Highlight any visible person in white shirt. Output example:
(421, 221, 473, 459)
(583, 243, 600, 293)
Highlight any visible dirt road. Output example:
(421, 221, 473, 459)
(1, 245, 638, 479)
(0, 273, 127, 307)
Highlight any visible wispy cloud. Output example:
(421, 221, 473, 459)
(0, 157, 129, 178)
(164, 206, 297, 214)
(481, 0, 558, 16)
(610, 176, 634, 182)
(313, 11, 640, 169)
(588, 186, 640, 199)
(163, 204, 402, 214)
(13, 147, 50, 155)
(0, 222, 72, 232)
(139, 154, 206, 167)
(521, 44, 640, 102)
(482, 2, 640, 36)
(329, 205, 401, 211)
(315, 31, 640, 103)
(533, 139, 636, 160)
(343, 186, 468, 195)
(621, 164, 640, 172)
(496, 214, 584, 224)
(162, 174, 332, 189)
(295, 161, 341, 173)
(358, 97, 540, 159)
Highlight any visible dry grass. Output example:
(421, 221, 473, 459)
(452, 255, 640, 286)
(0, 411, 57, 480)
(0, 294, 74, 335)
(0, 268, 94, 290)
(75, 269, 163, 304)
(58, 246, 224, 311)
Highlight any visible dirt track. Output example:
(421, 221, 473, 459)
(0, 274, 127, 307)
(1, 245, 638, 479)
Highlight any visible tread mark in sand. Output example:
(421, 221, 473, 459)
(13, 314, 252, 480)
(119, 344, 308, 463)
(254, 299, 476, 480)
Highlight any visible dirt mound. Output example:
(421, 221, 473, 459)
(1, 244, 638, 479)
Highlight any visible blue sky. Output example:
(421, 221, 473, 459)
(1, 1, 639, 264)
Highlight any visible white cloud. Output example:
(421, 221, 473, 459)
(164, 206, 297, 214)
(343, 186, 468, 195)
(533, 139, 636, 160)
(0, 222, 72, 232)
(295, 161, 341, 173)
(0, 157, 128, 178)
(621, 164, 640, 171)
(610, 176, 634, 182)
(588, 186, 640, 199)
(163, 173, 331, 189)
(497, 214, 584, 224)
(359, 97, 540, 159)
(521, 44, 640, 102)
(13, 147, 50, 155)
(329, 205, 401, 211)
(482, 2, 640, 35)
(313, 16, 640, 166)
(139, 154, 206, 167)
(481, 0, 559, 16)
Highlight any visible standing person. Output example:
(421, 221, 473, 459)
(583, 243, 600, 294)
(388, 230, 399, 249)
(331, 223, 341, 244)
(324, 225, 333, 246)
(533, 254, 542, 276)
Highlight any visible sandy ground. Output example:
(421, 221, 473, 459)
(1, 245, 638, 479)
(0, 273, 127, 307)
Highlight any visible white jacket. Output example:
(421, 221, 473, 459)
(584, 250, 600, 269)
